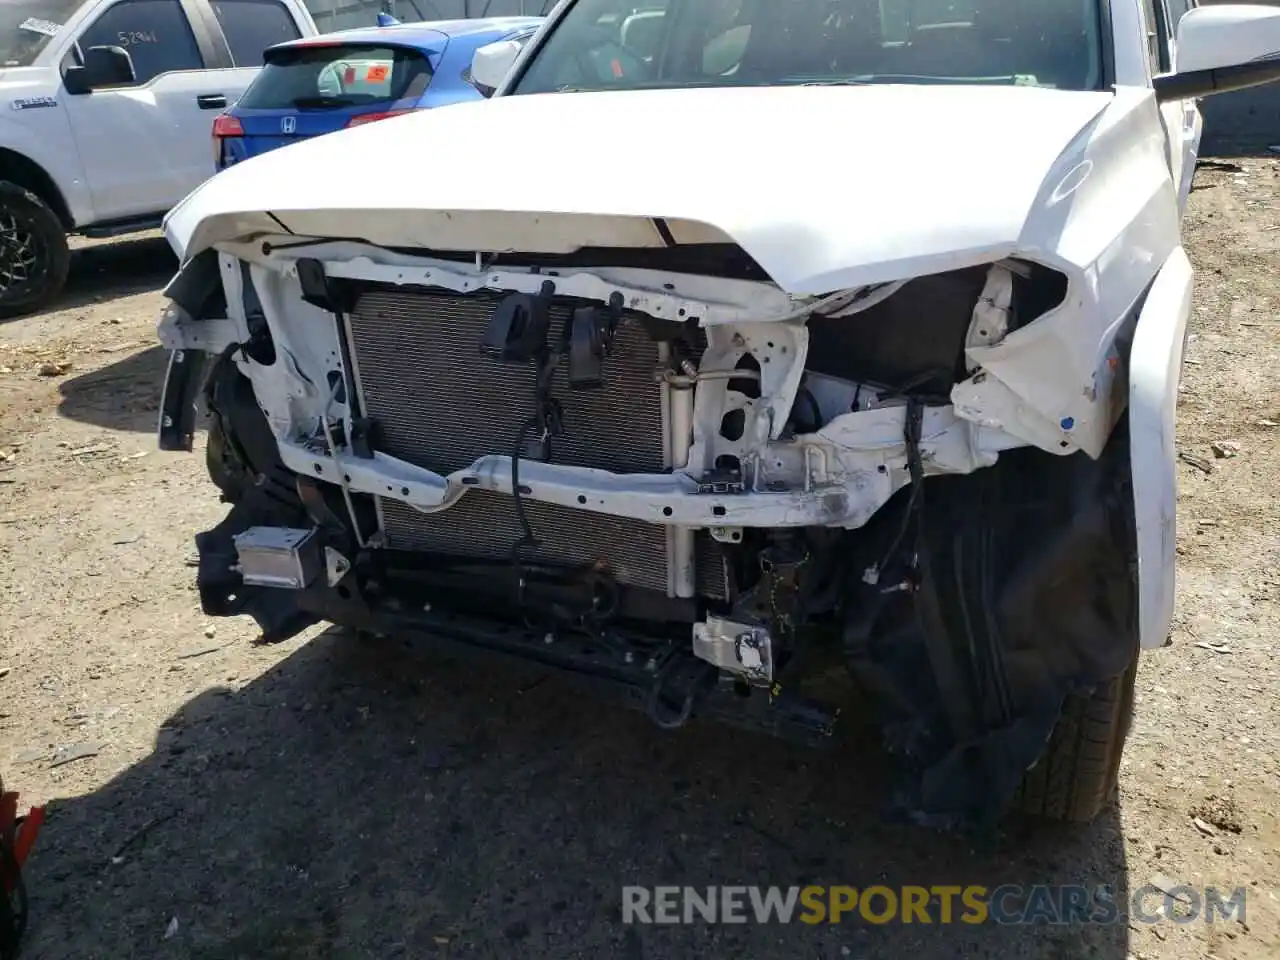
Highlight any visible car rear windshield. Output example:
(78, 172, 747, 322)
(511, 0, 1105, 95)
(237, 43, 433, 110)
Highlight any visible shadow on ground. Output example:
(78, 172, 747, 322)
(22, 629, 1130, 959)
(56, 346, 171, 434)
(1201, 85, 1280, 159)
(60, 237, 177, 313)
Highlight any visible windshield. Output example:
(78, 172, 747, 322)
(238, 43, 434, 110)
(0, 0, 82, 67)
(511, 0, 1104, 95)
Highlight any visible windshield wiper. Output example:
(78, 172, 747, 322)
(796, 74, 1041, 87)
(796, 79, 872, 86)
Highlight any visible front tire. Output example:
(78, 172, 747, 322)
(0, 182, 70, 320)
(1015, 657, 1138, 822)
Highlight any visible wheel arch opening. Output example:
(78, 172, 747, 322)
(0, 148, 74, 230)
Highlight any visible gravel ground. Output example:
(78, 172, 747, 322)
(1, 158, 1278, 960)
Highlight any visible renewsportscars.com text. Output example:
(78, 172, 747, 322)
(621, 884, 1248, 926)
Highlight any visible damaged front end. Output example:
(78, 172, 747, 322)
(158, 237, 1140, 828)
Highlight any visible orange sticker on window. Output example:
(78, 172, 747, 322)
(342, 66, 355, 84)
(366, 64, 390, 82)
(610, 58, 623, 78)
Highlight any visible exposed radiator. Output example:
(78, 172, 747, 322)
(345, 286, 727, 598)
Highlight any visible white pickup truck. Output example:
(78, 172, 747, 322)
(159, 0, 1280, 829)
(0, 0, 316, 317)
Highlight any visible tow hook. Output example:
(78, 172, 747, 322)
(643, 655, 718, 730)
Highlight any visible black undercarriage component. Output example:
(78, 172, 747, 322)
(302, 577, 837, 749)
(194, 488, 838, 747)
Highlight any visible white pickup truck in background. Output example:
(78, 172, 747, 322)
(0, 0, 317, 318)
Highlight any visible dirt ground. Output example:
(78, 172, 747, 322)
(1, 160, 1279, 960)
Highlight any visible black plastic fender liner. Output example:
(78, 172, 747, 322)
(845, 417, 1140, 829)
(157, 347, 209, 452)
(195, 492, 319, 645)
(157, 250, 244, 453)
(162, 248, 223, 316)
(193, 357, 336, 644)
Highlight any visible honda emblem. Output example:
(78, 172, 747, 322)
(281, 115, 297, 134)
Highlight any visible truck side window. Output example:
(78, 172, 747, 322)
(1138, 0, 1166, 74)
(1165, 0, 1193, 25)
(76, 0, 203, 84)
(1160, 0, 1192, 69)
(210, 0, 303, 67)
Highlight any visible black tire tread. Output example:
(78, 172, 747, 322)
(0, 181, 70, 320)
(1015, 657, 1138, 823)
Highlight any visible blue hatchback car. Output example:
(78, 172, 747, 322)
(213, 16, 543, 171)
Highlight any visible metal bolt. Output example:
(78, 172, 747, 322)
(544, 633, 554, 645)
(624, 651, 634, 664)
(161, 415, 173, 428)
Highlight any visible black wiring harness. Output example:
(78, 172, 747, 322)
(509, 351, 566, 601)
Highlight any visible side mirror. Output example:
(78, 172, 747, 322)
(64, 44, 137, 95)
(469, 39, 523, 97)
(1155, 5, 1280, 101)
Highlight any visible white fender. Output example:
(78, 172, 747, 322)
(1129, 245, 1194, 649)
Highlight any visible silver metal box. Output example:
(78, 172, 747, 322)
(233, 526, 321, 590)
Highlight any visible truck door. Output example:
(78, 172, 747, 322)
(59, 0, 307, 225)
(60, 0, 226, 222)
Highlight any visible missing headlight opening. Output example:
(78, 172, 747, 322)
(162, 240, 1135, 830)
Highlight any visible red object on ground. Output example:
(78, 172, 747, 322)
(0, 791, 43, 888)
(10, 808, 42, 870)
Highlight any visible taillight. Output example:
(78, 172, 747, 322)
(346, 109, 413, 128)
(211, 113, 244, 166)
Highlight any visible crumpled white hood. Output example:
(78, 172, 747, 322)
(166, 84, 1115, 292)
